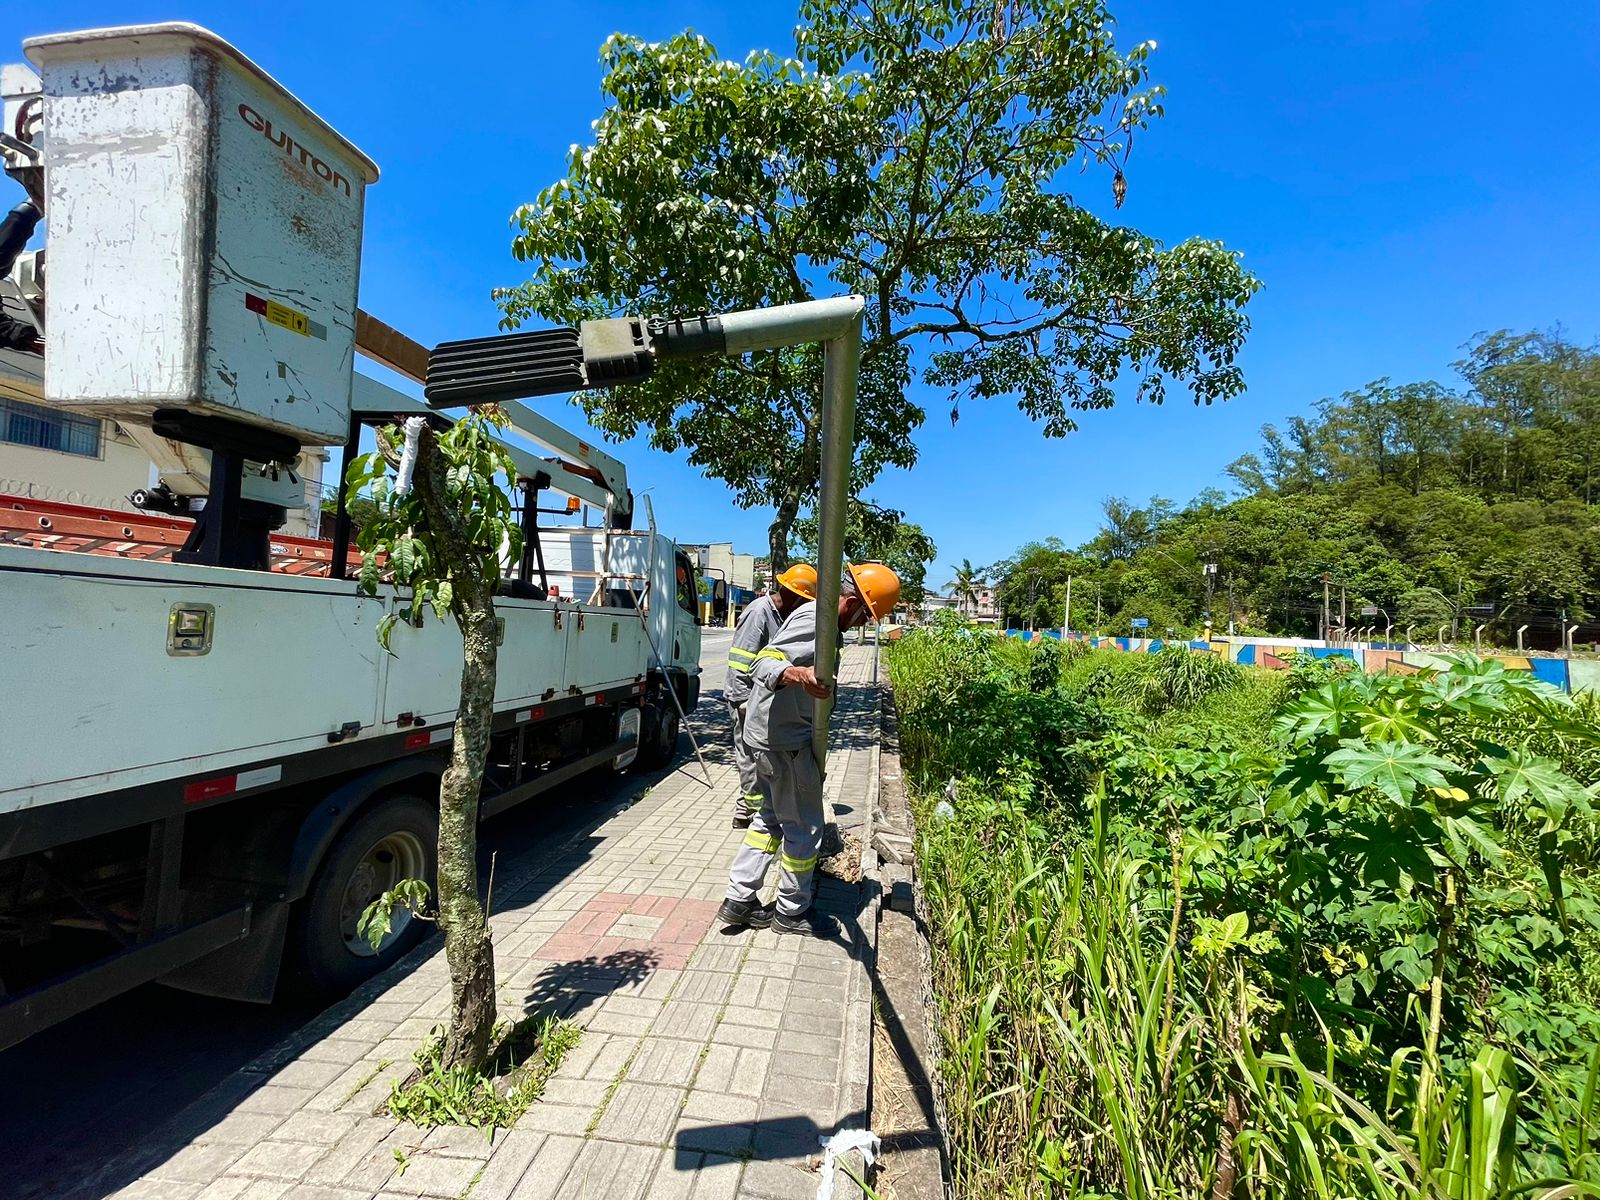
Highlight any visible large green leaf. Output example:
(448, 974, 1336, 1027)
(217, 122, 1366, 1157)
(1357, 696, 1434, 745)
(390, 536, 417, 581)
(1322, 738, 1454, 805)
(1482, 747, 1591, 832)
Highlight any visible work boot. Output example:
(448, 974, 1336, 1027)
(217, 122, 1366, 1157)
(716, 897, 774, 930)
(772, 907, 840, 939)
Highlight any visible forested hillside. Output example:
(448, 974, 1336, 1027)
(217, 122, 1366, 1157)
(991, 330, 1600, 646)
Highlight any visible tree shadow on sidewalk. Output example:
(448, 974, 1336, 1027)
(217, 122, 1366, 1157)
(514, 946, 661, 1025)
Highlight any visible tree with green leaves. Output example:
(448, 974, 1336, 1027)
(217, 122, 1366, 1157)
(496, 0, 1259, 565)
(344, 409, 523, 1070)
(945, 558, 983, 616)
(793, 501, 936, 608)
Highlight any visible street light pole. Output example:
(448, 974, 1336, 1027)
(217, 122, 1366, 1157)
(1064, 574, 1072, 638)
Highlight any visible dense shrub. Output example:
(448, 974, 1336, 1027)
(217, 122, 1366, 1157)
(889, 618, 1600, 1198)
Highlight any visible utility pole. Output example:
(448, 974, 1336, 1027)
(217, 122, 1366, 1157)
(1322, 575, 1330, 642)
(1095, 582, 1102, 634)
(1203, 559, 1217, 639)
(1227, 576, 1236, 636)
(1064, 575, 1072, 637)
(1339, 584, 1347, 638)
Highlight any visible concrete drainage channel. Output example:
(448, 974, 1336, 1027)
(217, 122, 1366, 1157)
(862, 677, 951, 1200)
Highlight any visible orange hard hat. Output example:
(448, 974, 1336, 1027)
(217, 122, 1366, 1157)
(775, 563, 818, 600)
(847, 562, 901, 620)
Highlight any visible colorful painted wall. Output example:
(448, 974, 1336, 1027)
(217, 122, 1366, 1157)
(1005, 628, 1598, 694)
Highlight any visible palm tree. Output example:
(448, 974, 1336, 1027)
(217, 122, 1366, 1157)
(945, 558, 981, 616)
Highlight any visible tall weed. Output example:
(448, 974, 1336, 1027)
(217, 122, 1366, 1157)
(890, 620, 1600, 1197)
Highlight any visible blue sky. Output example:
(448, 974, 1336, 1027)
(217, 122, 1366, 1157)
(24, 2, 1600, 579)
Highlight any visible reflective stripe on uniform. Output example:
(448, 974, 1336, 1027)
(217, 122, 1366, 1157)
(743, 830, 780, 854)
(755, 647, 789, 663)
(728, 656, 757, 673)
(780, 851, 817, 873)
(728, 647, 758, 661)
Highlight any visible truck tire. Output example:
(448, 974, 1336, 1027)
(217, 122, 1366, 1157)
(634, 699, 680, 771)
(288, 794, 438, 996)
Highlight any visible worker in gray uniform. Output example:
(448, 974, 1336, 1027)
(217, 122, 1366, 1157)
(717, 562, 901, 937)
(725, 564, 818, 829)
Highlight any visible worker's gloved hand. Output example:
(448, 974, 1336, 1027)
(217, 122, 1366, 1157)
(781, 665, 831, 699)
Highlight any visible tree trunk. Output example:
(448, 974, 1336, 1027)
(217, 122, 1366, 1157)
(412, 430, 498, 1071)
(767, 500, 797, 573)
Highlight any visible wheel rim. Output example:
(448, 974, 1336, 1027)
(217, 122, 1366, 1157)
(338, 830, 427, 958)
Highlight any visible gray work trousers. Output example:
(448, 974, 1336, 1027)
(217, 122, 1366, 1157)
(724, 745, 824, 917)
(728, 701, 763, 817)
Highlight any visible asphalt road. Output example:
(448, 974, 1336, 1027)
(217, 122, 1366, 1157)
(1, 629, 735, 1198)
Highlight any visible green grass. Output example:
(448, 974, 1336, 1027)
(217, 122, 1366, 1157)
(386, 1015, 581, 1137)
(889, 619, 1600, 1198)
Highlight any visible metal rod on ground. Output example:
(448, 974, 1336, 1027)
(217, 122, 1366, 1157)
(653, 635, 712, 788)
(641, 495, 713, 789)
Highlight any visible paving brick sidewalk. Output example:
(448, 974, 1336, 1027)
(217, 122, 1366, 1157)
(74, 644, 882, 1200)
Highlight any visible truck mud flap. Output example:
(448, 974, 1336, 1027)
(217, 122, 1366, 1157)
(159, 900, 289, 1004)
(0, 906, 252, 1051)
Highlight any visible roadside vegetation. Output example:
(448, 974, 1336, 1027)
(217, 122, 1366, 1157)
(888, 616, 1600, 1197)
(386, 1014, 581, 1138)
(986, 330, 1600, 644)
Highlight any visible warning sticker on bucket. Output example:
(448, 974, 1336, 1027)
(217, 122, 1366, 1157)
(245, 293, 327, 340)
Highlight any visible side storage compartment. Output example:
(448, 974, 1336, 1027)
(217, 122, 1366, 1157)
(0, 550, 385, 811)
(379, 595, 569, 725)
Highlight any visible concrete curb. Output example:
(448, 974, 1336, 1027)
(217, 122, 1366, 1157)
(830, 649, 884, 1200)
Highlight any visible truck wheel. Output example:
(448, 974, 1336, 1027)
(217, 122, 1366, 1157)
(634, 699, 680, 770)
(289, 795, 438, 996)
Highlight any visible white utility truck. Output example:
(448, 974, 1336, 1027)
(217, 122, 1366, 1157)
(0, 24, 706, 1046)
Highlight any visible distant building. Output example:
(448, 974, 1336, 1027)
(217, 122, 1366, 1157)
(682, 542, 757, 592)
(919, 586, 998, 624)
(681, 541, 768, 625)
